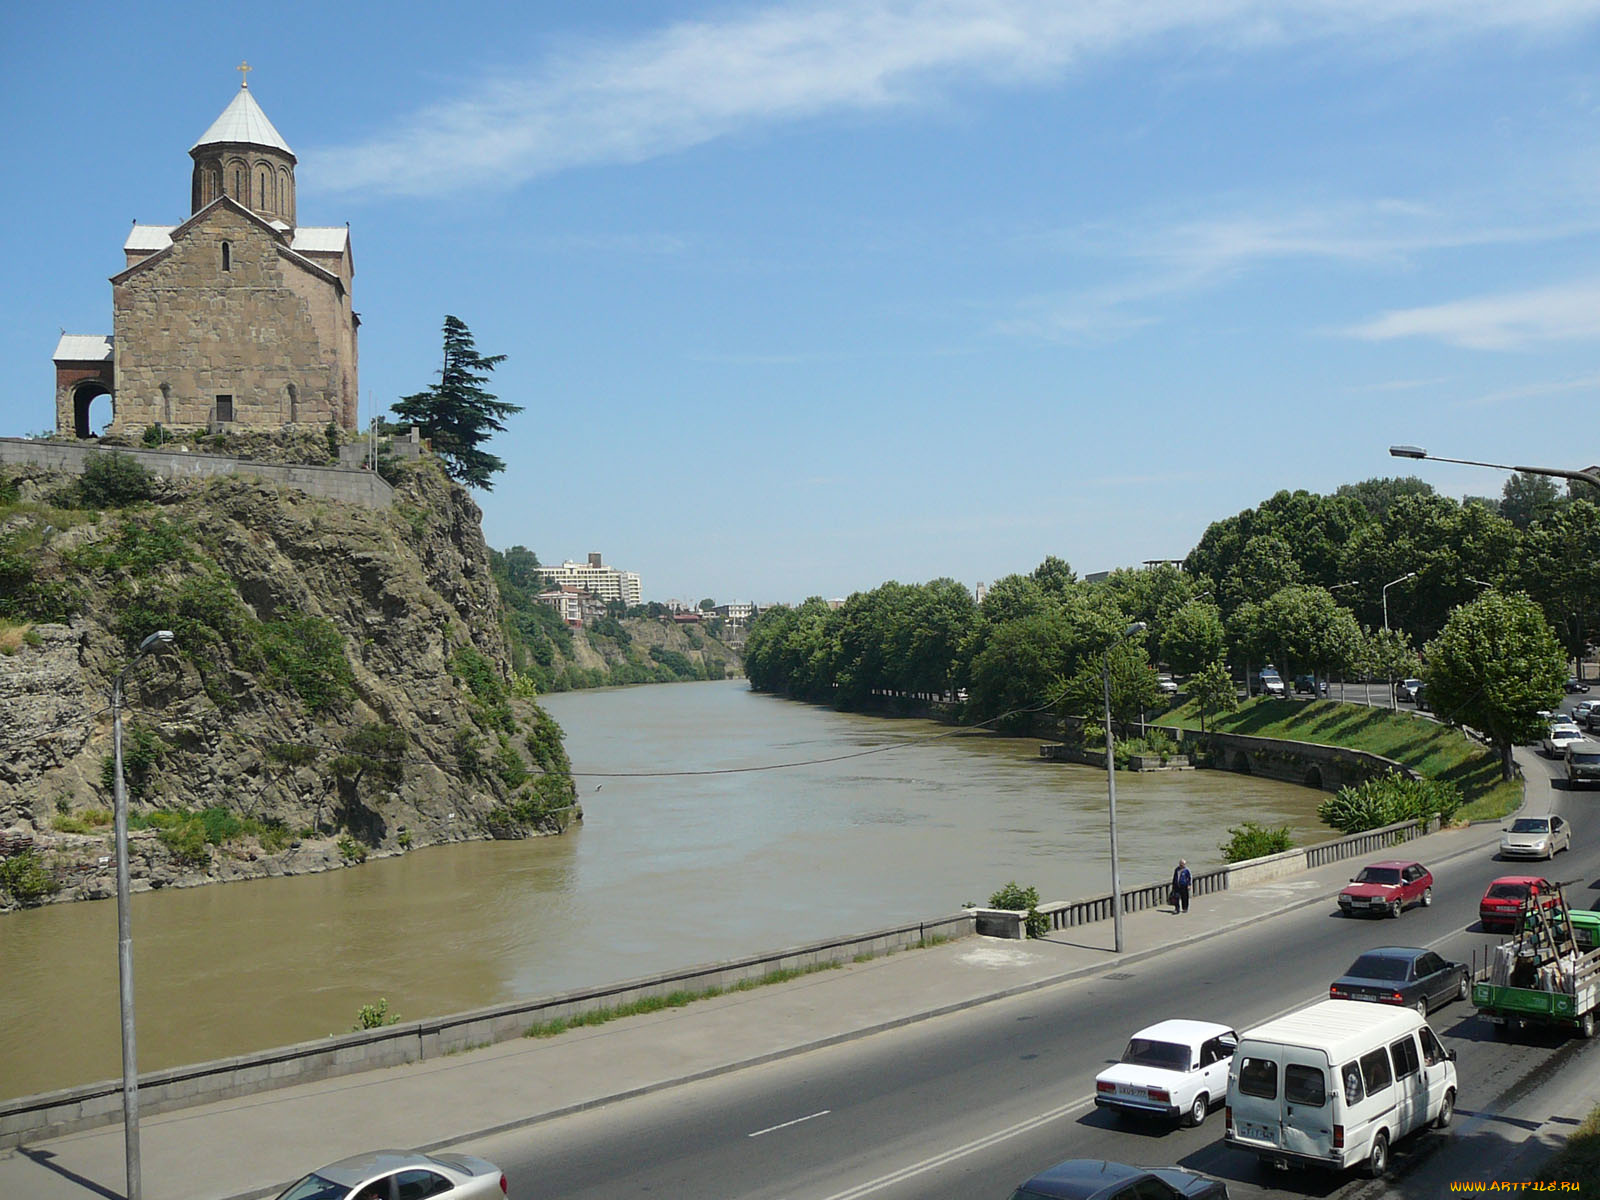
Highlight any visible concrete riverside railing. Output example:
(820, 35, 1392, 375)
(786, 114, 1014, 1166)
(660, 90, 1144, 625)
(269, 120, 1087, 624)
(0, 437, 394, 510)
(0, 912, 974, 1150)
(971, 816, 1432, 938)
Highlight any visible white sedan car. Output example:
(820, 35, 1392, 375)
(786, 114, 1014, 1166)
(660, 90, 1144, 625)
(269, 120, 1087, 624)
(275, 1150, 507, 1200)
(1500, 815, 1572, 860)
(1093, 1019, 1238, 1127)
(1544, 724, 1585, 757)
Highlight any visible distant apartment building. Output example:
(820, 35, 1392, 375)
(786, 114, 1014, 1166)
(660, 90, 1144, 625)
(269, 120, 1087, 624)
(534, 552, 642, 607)
(713, 602, 755, 623)
(534, 585, 605, 628)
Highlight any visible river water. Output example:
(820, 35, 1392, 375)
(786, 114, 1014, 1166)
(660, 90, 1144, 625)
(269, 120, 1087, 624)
(0, 679, 1330, 1100)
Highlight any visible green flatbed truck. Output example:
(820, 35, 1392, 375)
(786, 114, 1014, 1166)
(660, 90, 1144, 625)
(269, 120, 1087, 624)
(1471, 964, 1600, 1039)
(1474, 888, 1600, 1039)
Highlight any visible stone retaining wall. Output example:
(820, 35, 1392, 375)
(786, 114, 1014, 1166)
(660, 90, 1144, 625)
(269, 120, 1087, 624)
(0, 437, 392, 510)
(0, 912, 974, 1150)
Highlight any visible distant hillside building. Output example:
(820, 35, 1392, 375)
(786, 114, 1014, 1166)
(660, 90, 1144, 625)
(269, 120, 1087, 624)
(534, 585, 605, 628)
(53, 66, 359, 439)
(535, 553, 643, 607)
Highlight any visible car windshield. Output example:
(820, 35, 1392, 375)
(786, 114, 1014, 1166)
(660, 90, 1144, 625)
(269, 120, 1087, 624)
(1573, 753, 1600, 764)
(1510, 819, 1551, 833)
(275, 1174, 346, 1200)
(1355, 867, 1402, 885)
(1122, 1038, 1191, 1070)
(1489, 883, 1531, 900)
(1346, 954, 1409, 981)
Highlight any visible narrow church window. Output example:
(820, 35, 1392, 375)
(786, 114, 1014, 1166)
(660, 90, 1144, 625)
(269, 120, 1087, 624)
(160, 383, 172, 424)
(221, 241, 231, 272)
(216, 395, 234, 423)
(287, 383, 299, 423)
(235, 167, 243, 200)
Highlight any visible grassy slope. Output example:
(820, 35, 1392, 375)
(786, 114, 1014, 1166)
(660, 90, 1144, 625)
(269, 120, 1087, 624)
(1155, 698, 1521, 822)
(1538, 1102, 1600, 1187)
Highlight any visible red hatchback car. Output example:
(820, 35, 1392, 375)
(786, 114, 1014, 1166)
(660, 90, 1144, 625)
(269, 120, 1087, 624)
(1337, 860, 1434, 918)
(1479, 875, 1555, 932)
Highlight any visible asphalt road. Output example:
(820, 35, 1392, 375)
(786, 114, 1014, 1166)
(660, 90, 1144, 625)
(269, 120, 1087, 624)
(452, 749, 1599, 1200)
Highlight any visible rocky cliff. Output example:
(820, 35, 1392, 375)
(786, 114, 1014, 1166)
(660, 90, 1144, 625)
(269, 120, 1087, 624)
(0, 449, 576, 909)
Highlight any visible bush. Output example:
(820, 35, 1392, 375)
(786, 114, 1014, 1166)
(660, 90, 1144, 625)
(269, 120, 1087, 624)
(1318, 774, 1463, 834)
(1220, 821, 1294, 863)
(988, 881, 1049, 938)
(337, 834, 368, 863)
(353, 997, 398, 1030)
(99, 724, 168, 802)
(0, 850, 60, 905)
(258, 614, 353, 715)
(78, 451, 156, 507)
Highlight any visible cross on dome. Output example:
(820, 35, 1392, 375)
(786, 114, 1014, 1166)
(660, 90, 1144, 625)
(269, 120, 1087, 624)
(237, 60, 251, 88)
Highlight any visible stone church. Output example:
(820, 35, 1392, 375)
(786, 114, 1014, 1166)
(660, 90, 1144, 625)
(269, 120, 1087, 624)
(53, 69, 359, 438)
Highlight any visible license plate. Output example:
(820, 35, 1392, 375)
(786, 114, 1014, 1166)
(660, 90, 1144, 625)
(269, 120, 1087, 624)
(1238, 1121, 1274, 1141)
(1350, 898, 1370, 906)
(1116, 1085, 1146, 1098)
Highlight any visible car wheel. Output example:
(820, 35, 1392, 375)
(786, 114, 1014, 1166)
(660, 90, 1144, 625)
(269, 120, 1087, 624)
(1186, 1092, 1208, 1127)
(1421, 886, 1433, 907)
(1457, 972, 1470, 1002)
(1435, 1088, 1455, 1129)
(1582, 1011, 1596, 1040)
(1414, 997, 1428, 1018)
(1366, 1130, 1390, 1178)
(1390, 900, 1403, 919)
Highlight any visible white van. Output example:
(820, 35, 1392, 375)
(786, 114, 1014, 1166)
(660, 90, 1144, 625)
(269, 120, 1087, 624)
(1225, 1000, 1456, 1177)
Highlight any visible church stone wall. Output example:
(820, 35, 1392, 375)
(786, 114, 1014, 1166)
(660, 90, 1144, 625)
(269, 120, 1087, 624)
(111, 205, 356, 434)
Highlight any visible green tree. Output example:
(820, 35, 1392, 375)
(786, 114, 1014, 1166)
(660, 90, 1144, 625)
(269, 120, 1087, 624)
(1423, 591, 1566, 779)
(1518, 501, 1600, 680)
(1190, 658, 1238, 734)
(1500, 471, 1564, 530)
(1162, 600, 1225, 675)
(391, 316, 522, 490)
(1257, 585, 1362, 687)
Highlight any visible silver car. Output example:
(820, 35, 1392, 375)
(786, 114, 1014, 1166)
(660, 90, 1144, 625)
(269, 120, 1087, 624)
(275, 1150, 507, 1200)
(1499, 815, 1571, 861)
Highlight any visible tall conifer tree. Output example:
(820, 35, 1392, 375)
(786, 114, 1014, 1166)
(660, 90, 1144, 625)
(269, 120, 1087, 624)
(392, 316, 522, 489)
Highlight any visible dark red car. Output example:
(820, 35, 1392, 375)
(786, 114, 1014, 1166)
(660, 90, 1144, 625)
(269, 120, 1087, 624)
(1337, 859, 1434, 918)
(1479, 875, 1555, 932)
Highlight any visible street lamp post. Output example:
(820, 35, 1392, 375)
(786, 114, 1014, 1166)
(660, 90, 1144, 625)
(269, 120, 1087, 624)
(1390, 445, 1600, 491)
(111, 629, 174, 1200)
(1381, 573, 1415, 712)
(1103, 621, 1147, 955)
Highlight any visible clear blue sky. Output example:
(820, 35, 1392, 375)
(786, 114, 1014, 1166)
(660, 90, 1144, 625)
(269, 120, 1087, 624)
(6, 2, 1600, 605)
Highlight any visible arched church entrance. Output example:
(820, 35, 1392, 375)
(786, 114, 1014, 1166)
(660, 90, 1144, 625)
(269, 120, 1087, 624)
(73, 382, 114, 438)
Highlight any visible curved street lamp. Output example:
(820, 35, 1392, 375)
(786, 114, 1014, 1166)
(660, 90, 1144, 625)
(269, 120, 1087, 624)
(1103, 621, 1147, 954)
(1390, 445, 1600, 490)
(111, 629, 175, 1200)
(1381, 574, 1415, 712)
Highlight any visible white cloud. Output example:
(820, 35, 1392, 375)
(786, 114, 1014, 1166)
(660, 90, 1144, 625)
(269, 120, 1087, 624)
(1464, 370, 1600, 405)
(1345, 280, 1600, 349)
(305, 0, 1600, 196)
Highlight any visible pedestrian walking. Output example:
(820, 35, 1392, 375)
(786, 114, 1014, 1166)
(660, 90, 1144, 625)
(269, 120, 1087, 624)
(1171, 859, 1192, 914)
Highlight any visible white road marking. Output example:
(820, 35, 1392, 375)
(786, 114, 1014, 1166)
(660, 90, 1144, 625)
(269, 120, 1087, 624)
(749, 1109, 831, 1138)
(817, 1094, 1096, 1199)
(816, 924, 1487, 1197)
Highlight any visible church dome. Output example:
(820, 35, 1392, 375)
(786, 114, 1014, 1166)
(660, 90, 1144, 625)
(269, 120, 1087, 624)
(190, 68, 297, 226)
(191, 84, 295, 157)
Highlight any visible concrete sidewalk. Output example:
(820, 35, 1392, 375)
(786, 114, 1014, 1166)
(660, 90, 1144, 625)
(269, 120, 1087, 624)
(0, 816, 1521, 1200)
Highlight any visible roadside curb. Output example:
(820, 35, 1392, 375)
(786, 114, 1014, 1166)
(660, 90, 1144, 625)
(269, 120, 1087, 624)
(218, 823, 1506, 1200)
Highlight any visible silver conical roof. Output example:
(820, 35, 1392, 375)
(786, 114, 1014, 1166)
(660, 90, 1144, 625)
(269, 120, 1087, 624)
(191, 84, 293, 155)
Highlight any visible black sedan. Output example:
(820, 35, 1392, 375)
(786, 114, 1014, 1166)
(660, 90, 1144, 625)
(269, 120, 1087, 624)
(1327, 946, 1470, 1017)
(1010, 1160, 1227, 1200)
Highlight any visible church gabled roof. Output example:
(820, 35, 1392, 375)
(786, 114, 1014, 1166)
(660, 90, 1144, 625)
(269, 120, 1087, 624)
(111, 195, 342, 292)
(191, 84, 294, 156)
(53, 334, 113, 363)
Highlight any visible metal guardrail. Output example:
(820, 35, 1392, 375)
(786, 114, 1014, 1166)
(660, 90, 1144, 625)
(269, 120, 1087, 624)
(1036, 818, 1425, 932)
